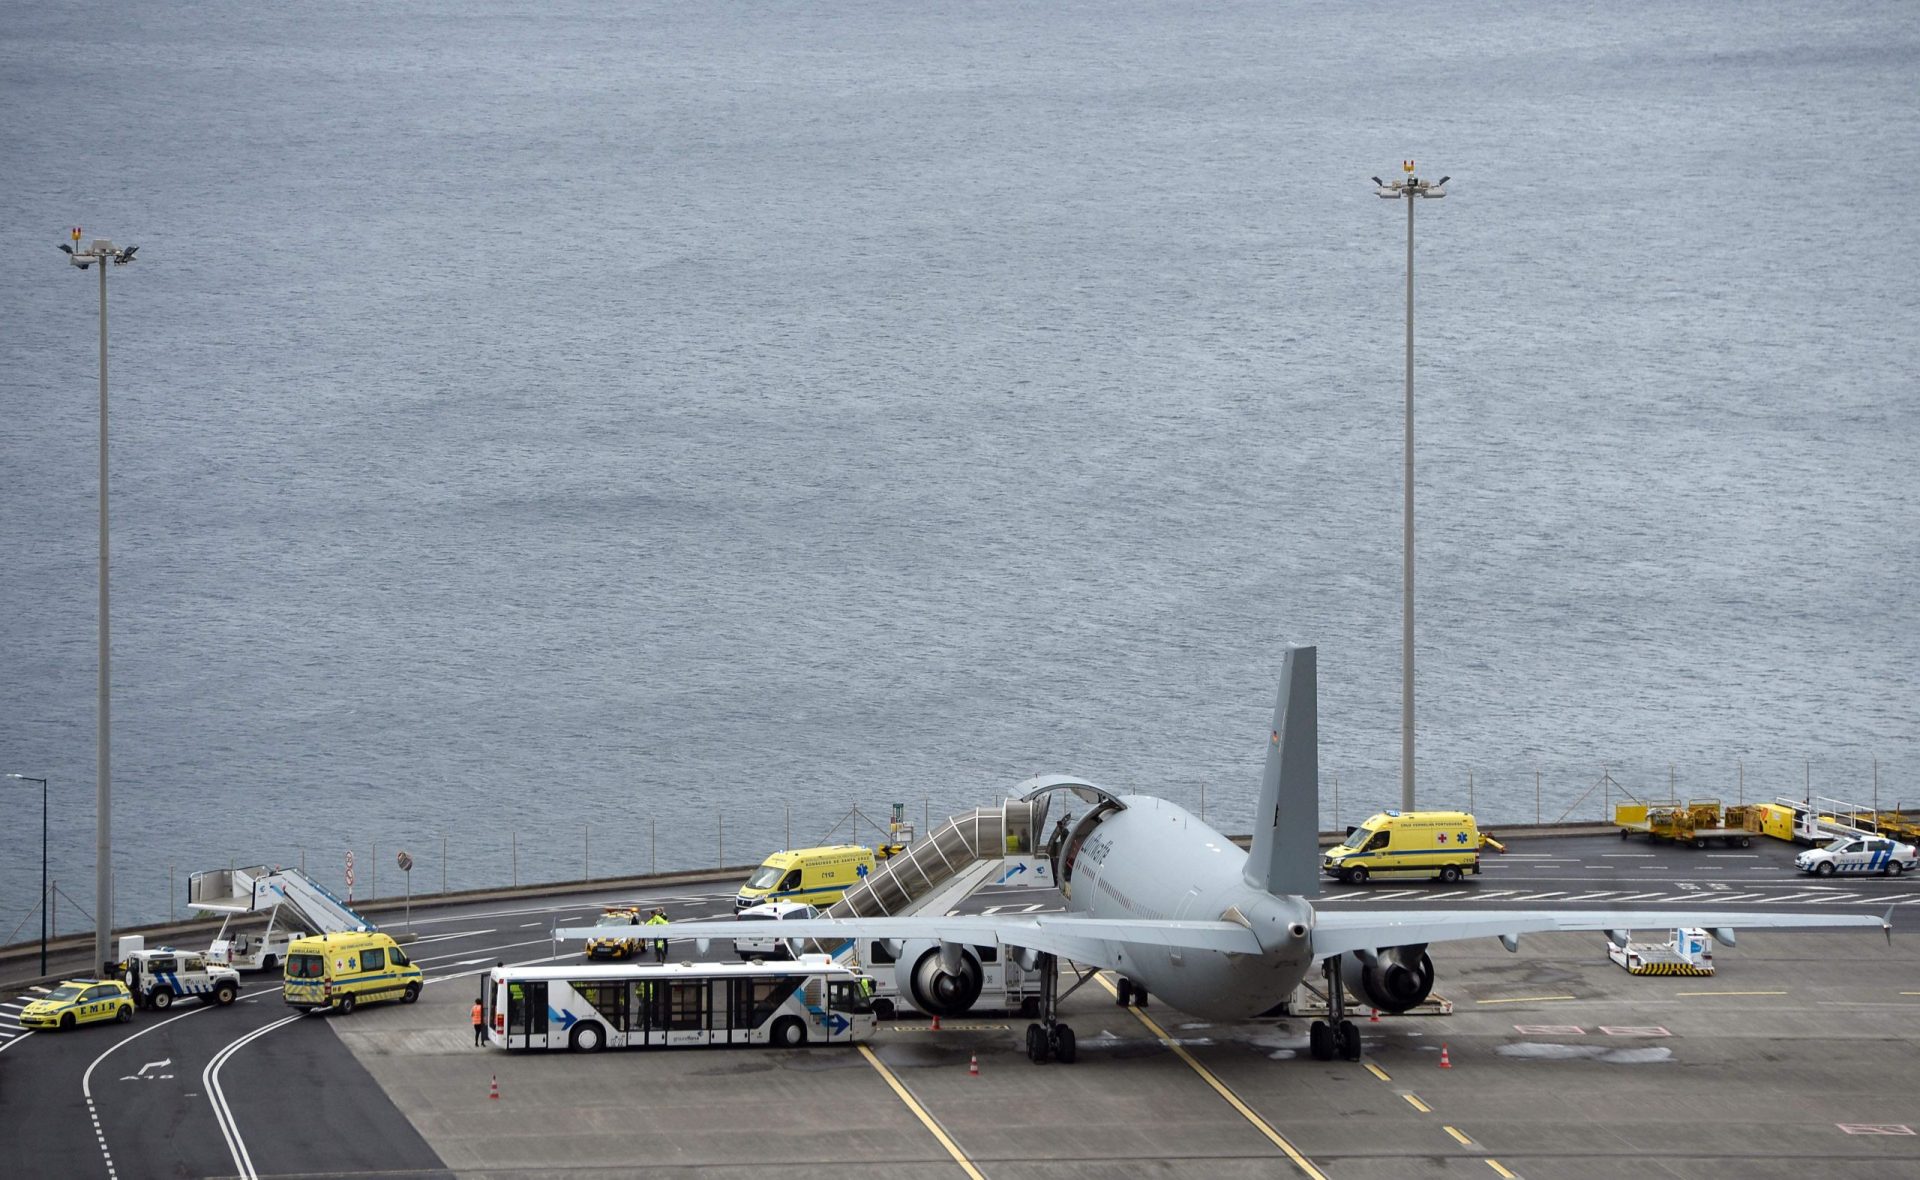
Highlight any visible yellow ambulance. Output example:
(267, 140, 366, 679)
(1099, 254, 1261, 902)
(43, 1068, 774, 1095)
(1323, 810, 1482, 884)
(735, 845, 879, 911)
(283, 931, 423, 1013)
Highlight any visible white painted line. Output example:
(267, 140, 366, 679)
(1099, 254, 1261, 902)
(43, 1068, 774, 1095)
(404, 928, 496, 946)
(1603, 854, 1656, 858)
(1559, 892, 1626, 902)
(0, 1000, 26, 1010)
(1511, 892, 1568, 901)
(1706, 854, 1759, 858)
(1369, 890, 1423, 900)
(205, 1012, 304, 1180)
(413, 937, 553, 964)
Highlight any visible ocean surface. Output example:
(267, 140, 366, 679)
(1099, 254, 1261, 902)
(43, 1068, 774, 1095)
(3, 1, 1916, 934)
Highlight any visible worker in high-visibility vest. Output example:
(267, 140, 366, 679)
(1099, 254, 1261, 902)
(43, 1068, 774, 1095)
(646, 908, 670, 962)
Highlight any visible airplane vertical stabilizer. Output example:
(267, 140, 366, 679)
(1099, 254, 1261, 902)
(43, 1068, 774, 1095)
(1243, 644, 1320, 898)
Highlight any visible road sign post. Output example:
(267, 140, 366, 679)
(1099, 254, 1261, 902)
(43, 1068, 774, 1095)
(397, 850, 413, 932)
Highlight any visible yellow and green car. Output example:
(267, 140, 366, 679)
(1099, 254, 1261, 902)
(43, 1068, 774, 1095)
(20, 979, 135, 1030)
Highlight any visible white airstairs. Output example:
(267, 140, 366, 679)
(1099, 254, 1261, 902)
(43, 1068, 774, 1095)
(188, 864, 376, 936)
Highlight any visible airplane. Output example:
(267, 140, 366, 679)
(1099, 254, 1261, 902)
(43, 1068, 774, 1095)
(560, 646, 1890, 1064)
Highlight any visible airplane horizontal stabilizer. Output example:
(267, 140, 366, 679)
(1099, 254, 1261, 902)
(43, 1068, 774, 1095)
(1311, 906, 1889, 960)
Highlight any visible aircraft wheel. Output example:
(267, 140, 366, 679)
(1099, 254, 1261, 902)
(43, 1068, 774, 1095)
(1136, 987, 1148, 1007)
(1816, 862, 1836, 877)
(1025, 1023, 1047, 1062)
(1050, 1024, 1077, 1064)
(1115, 978, 1132, 1006)
(151, 990, 174, 1011)
(1309, 1021, 1333, 1061)
(1338, 1019, 1362, 1061)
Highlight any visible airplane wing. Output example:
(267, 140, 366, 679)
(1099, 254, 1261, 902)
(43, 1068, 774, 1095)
(1311, 906, 1891, 959)
(553, 914, 1264, 970)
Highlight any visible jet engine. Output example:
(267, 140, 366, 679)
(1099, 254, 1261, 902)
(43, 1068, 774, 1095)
(894, 939, 984, 1016)
(1338, 944, 1435, 1014)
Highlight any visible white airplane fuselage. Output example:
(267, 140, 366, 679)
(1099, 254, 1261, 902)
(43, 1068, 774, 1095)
(1065, 795, 1315, 1019)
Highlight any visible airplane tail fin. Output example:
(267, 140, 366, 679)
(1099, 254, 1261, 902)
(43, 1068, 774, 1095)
(1243, 645, 1320, 899)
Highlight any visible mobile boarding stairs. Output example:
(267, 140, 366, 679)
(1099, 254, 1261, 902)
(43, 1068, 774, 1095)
(188, 864, 377, 956)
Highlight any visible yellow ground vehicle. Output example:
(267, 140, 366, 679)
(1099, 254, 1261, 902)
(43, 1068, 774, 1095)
(736, 845, 882, 910)
(19, 979, 135, 1030)
(1323, 810, 1482, 884)
(282, 931, 423, 1014)
(585, 907, 645, 959)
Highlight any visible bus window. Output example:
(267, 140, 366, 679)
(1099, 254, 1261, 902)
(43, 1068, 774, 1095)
(668, 982, 705, 1031)
(735, 976, 801, 1028)
(575, 981, 627, 1032)
(828, 981, 872, 1014)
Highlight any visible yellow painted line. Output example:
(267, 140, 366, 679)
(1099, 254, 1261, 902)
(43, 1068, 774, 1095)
(1097, 974, 1328, 1180)
(1402, 1093, 1432, 1114)
(1675, 990, 1787, 997)
(1444, 1125, 1473, 1146)
(856, 1044, 986, 1180)
(1902, 992, 1920, 996)
(1476, 994, 1576, 1005)
(1364, 1062, 1392, 1082)
(1486, 1159, 1518, 1178)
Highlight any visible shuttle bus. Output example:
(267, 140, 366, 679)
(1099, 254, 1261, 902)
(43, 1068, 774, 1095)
(483, 955, 876, 1052)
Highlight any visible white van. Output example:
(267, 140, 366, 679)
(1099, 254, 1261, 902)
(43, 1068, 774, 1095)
(733, 902, 818, 959)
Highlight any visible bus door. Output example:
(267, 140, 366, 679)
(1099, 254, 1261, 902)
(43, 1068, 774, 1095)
(663, 979, 708, 1047)
(505, 979, 548, 1049)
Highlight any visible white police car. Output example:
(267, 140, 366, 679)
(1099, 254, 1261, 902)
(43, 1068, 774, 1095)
(1794, 835, 1918, 877)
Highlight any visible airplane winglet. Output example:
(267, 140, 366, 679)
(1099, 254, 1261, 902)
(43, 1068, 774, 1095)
(1243, 645, 1320, 899)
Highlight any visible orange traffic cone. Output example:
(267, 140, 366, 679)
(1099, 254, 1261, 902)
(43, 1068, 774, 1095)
(1438, 1044, 1452, 1069)
(1369, 1008, 1381, 1024)
(930, 1014, 941, 1031)
(968, 1054, 979, 1077)
(489, 1074, 500, 1100)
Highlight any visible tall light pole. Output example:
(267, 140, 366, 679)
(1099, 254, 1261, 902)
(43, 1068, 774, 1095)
(58, 227, 138, 974)
(7, 774, 49, 975)
(1372, 164, 1448, 812)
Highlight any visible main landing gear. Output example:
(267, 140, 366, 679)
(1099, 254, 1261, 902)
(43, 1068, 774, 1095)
(1309, 953, 1363, 1062)
(1024, 952, 1096, 1064)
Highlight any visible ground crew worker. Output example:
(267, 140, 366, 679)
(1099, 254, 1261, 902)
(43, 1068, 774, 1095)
(857, 975, 874, 1002)
(647, 907, 670, 963)
(472, 997, 486, 1046)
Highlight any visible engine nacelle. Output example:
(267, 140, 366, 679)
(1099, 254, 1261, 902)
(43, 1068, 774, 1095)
(894, 939, 984, 1016)
(1338, 945, 1435, 1014)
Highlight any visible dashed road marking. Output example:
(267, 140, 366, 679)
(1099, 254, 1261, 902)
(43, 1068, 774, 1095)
(1402, 1093, 1432, 1113)
(1363, 1062, 1392, 1082)
(1476, 995, 1577, 1005)
(1444, 1126, 1474, 1146)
